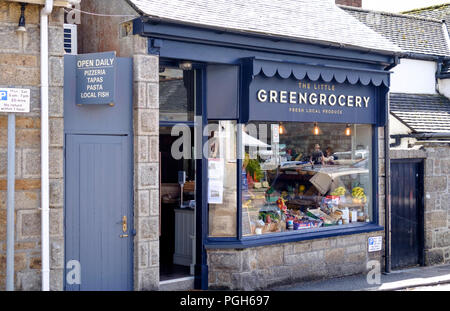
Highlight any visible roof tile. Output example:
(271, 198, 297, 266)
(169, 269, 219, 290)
(126, 0, 401, 54)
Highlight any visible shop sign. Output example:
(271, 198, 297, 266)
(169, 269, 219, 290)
(76, 52, 116, 105)
(368, 236, 382, 252)
(0, 88, 30, 113)
(249, 76, 377, 124)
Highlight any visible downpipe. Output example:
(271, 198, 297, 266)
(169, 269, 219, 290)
(40, 0, 53, 292)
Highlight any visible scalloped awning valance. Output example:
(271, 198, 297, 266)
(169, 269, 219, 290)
(248, 58, 390, 87)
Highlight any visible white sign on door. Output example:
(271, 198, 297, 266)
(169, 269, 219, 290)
(0, 88, 30, 113)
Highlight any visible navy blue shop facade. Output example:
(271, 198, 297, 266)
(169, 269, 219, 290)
(133, 18, 395, 290)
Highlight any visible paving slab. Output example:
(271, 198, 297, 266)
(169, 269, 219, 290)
(269, 264, 450, 291)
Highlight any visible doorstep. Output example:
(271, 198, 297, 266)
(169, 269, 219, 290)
(159, 276, 195, 291)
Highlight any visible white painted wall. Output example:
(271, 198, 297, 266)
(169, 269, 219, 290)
(437, 78, 450, 99)
(389, 114, 417, 149)
(390, 59, 437, 94)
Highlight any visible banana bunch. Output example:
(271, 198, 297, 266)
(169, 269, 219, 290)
(331, 186, 346, 196)
(352, 187, 367, 203)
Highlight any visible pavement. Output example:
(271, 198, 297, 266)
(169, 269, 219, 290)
(270, 264, 450, 291)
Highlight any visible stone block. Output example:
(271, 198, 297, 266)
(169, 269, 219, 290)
(149, 190, 159, 216)
(16, 129, 40, 148)
(119, 34, 148, 57)
(136, 267, 158, 291)
(137, 163, 159, 189)
(209, 251, 242, 272)
(50, 268, 64, 291)
(148, 136, 159, 162)
(325, 248, 345, 264)
(137, 216, 159, 240)
(49, 179, 63, 207)
(136, 109, 158, 135)
(425, 249, 444, 265)
(22, 149, 40, 178)
(149, 240, 159, 267)
(50, 208, 63, 237)
(0, 252, 27, 272)
(435, 231, 450, 248)
(0, 66, 40, 86)
(0, 25, 22, 53)
(133, 55, 159, 82)
(49, 26, 64, 56)
(15, 191, 40, 210)
(49, 118, 64, 147)
(0, 149, 21, 179)
(147, 82, 159, 108)
(311, 239, 330, 250)
(17, 209, 40, 239)
(256, 246, 283, 269)
(49, 57, 64, 87)
(425, 211, 447, 230)
(49, 7, 64, 25)
(136, 190, 150, 217)
(133, 82, 147, 109)
(29, 256, 41, 269)
(0, 54, 37, 67)
(136, 136, 149, 163)
(49, 148, 63, 178)
(49, 87, 64, 117)
(51, 239, 64, 269)
(17, 270, 41, 291)
(137, 241, 150, 269)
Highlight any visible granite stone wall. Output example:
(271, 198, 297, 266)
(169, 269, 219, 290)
(0, 2, 65, 291)
(391, 145, 450, 266)
(207, 232, 384, 290)
(119, 28, 161, 291)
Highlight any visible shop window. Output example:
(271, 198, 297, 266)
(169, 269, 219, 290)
(207, 121, 238, 237)
(241, 122, 373, 236)
(159, 68, 195, 122)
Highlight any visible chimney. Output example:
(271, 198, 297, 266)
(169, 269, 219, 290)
(335, 0, 362, 7)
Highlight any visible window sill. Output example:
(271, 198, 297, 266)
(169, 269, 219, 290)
(205, 223, 384, 249)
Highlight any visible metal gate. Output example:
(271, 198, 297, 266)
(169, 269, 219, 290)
(390, 159, 424, 269)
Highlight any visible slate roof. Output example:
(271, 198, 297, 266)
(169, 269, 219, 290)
(126, 0, 401, 55)
(403, 3, 450, 32)
(340, 5, 450, 57)
(390, 93, 450, 133)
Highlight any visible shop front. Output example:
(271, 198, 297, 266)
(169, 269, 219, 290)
(129, 11, 395, 289)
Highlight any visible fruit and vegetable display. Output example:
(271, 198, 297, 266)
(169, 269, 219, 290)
(352, 186, 367, 203)
(330, 186, 346, 196)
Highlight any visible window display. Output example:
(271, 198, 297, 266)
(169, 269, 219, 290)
(208, 121, 238, 237)
(241, 122, 373, 236)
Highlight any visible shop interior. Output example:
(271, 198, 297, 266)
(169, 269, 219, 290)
(159, 67, 196, 281)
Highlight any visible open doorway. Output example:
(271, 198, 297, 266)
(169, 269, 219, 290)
(159, 67, 196, 282)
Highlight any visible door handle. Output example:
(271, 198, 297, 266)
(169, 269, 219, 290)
(122, 215, 127, 233)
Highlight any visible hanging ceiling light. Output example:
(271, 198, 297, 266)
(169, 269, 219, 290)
(345, 124, 351, 136)
(279, 122, 286, 135)
(313, 122, 320, 135)
(178, 61, 193, 71)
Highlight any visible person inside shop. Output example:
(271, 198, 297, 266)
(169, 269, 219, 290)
(310, 144, 324, 165)
(323, 146, 337, 164)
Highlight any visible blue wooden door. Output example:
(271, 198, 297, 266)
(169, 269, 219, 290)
(65, 134, 133, 291)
